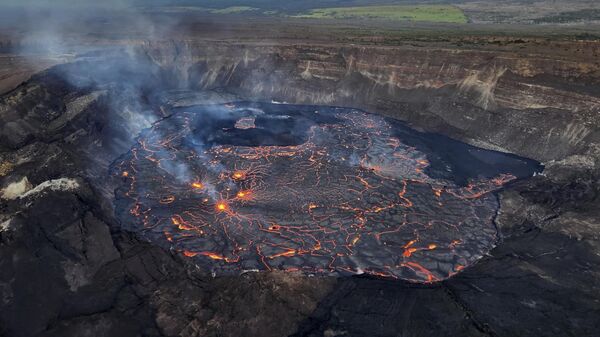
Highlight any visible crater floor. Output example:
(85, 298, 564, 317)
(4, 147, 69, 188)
(113, 103, 539, 282)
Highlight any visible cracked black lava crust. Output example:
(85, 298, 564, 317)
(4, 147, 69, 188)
(113, 102, 539, 282)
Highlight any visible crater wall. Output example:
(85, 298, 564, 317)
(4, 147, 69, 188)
(135, 41, 600, 168)
(1, 38, 599, 337)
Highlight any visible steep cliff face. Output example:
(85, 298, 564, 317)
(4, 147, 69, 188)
(139, 41, 600, 167)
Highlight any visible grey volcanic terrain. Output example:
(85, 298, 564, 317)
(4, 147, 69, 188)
(1, 2, 600, 337)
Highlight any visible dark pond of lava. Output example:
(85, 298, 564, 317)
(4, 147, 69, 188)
(112, 102, 541, 282)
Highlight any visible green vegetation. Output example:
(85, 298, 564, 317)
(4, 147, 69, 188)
(292, 5, 468, 24)
(144, 3, 468, 23)
(210, 6, 258, 14)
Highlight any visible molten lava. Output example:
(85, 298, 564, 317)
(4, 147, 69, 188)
(113, 103, 537, 283)
(216, 201, 228, 212)
(232, 171, 246, 180)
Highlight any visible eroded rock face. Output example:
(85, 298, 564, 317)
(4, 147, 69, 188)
(137, 41, 600, 165)
(0, 39, 599, 337)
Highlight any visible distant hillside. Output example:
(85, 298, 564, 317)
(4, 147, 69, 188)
(136, 1, 459, 12)
(2, 0, 600, 25)
(137, 0, 600, 24)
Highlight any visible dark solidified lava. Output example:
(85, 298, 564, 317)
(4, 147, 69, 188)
(112, 102, 540, 282)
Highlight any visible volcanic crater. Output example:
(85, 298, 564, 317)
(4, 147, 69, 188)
(1, 30, 599, 336)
